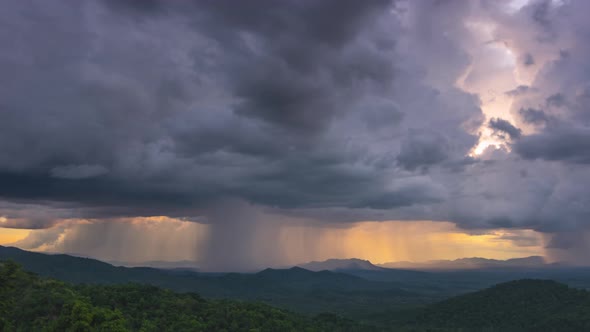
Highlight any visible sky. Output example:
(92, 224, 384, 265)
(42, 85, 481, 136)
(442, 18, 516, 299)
(1, 0, 589, 271)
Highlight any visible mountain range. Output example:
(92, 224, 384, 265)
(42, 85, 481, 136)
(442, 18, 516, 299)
(4, 247, 590, 331)
(104, 256, 550, 272)
(107, 255, 550, 272)
(4, 245, 590, 318)
(0, 245, 427, 316)
(378, 256, 547, 270)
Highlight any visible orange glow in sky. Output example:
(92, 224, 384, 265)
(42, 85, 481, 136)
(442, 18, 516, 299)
(0, 227, 30, 245)
(279, 220, 544, 265)
(4, 218, 545, 267)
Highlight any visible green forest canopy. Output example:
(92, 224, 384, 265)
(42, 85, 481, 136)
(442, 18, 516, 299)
(4, 260, 590, 332)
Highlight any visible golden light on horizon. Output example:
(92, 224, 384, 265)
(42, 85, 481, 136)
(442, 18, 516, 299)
(0, 227, 31, 245)
(279, 221, 545, 265)
(6, 217, 546, 268)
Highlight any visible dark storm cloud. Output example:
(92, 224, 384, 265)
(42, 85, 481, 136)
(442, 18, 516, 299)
(354, 177, 446, 209)
(518, 108, 551, 125)
(2, 0, 485, 228)
(0, 172, 211, 221)
(199, 0, 391, 46)
(498, 233, 540, 247)
(523, 53, 535, 66)
(545, 232, 578, 250)
(50, 164, 109, 179)
(546, 93, 566, 107)
(4, 0, 590, 270)
(515, 128, 590, 164)
(396, 131, 450, 171)
(489, 118, 522, 140)
(505, 85, 536, 97)
(101, 0, 163, 13)
(197, 0, 394, 133)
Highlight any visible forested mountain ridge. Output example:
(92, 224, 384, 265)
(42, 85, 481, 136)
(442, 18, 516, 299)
(0, 245, 429, 316)
(0, 261, 374, 332)
(4, 259, 590, 331)
(388, 279, 590, 331)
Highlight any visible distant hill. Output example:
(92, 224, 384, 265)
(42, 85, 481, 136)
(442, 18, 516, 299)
(109, 259, 200, 271)
(298, 258, 385, 272)
(393, 279, 590, 331)
(7, 246, 590, 320)
(0, 246, 420, 316)
(5, 258, 590, 331)
(296, 258, 438, 288)
(256, 266, 372, 288)
(0, 246, 384, 292)
(5, 246, 590, 330)
(379, 256, 547, 270)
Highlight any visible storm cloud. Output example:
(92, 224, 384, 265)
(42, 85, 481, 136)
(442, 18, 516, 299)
(489, 118, 522, 140)
(0, 0, 480, 218)
(1, 0, 590, 266)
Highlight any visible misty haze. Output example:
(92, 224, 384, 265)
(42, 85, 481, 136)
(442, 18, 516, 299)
(2, 0, 590, 331)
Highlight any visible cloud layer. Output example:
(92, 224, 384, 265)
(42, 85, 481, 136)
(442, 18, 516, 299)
(1, 0, 590, 265)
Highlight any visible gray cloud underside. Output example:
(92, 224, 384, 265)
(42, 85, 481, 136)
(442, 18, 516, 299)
(489, 118, 522, 140)
(0, 0, 479, 220)
(1, 0, 590, 251)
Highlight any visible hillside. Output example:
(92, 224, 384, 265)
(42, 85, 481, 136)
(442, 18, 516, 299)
(0, 246, 424, 316)
(7, 245, 590, 329)
(0, 246, 381, 292)
(394, 279, 590, 331)
(0, 261, 374, 332)
(5, 259, 590, 331)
